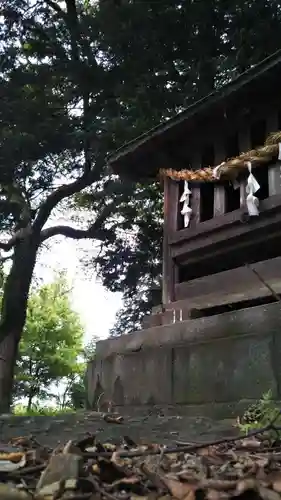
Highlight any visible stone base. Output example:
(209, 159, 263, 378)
(87, 301, 281, 418)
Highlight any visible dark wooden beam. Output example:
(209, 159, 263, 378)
(213, 139, 226, 216)
(175, 255, 281, 303)
(162, 176, 179, 305)
(190, 151, 202, 227)
(266, 110, 281, 196)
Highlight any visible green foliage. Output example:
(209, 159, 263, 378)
(83, 339, 97, 362)
(51, 339, 97, 410)
(68, 340, 97, 409)
(238, 390, 281, 438)
(14, 275, 84, 408)
(69, 378, 86, 409)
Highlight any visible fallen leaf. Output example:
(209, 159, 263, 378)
(235, 478, 258, 494)
(161, 477, 195, 500)
(239, 438, 261, 449)
(140, 463, 167, 490)
(103, 414, 124, 424)
(108, 476, 141, 490)
(270, 471, 281, 492)
(130, 497, 151, 500)
(0, 484, 33, 500)
(259, 486, 281, 500)
(0, 455, 26, 471)
(36, 453, 81, 497)
(92, 463, 100, 474)
(103, 443, 116, 451)
(123, 436, 137, 447)
(111, 451, 126, 468)
(0, 452, 25, 463)
(200, 479, 237, 491)
(75, 434, 96, 451)
(207, 489, 230, 500)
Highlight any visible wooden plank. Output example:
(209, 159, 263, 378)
(174, 255, 281, 302)
(170, 203, 281, 261)
(266, 111, 281, 196)
(213, 141, 226, 216)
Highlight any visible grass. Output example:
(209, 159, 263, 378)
(13, 404, 76, 416)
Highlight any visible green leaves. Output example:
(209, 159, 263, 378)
(22, 42, 32, 52)
(14, 275, 84, 408)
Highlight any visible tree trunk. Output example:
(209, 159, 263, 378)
(0, 236, 38, 413)
(27, 390, 34, 411)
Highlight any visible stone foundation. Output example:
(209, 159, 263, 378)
(87, 301, 281, 418)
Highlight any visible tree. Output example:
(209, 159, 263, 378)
(13, 275, 84, 410)
(0, 0, 119, 411)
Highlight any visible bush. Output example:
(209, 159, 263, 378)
(238, 390, 281, 436)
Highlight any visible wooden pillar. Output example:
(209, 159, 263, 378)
(238, 128, 251, 206)
(190, 151, 202, 227)
(213, 140, 226, 216)
(162, 177, 179, 306)
(266, 111, 281, 195)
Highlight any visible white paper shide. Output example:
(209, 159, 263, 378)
(180, 180, 192, 227)
(246, 161, 260, 216)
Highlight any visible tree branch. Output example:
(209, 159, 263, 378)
(0, 227, 32, 252)
(40, 203, 115, 243)
(31, 0, 104, 234)
(0, 240, 13, 252)
(32, 171, 96, 233)
(46, 0, 95, 176)
(0, 251, 14, 263)
(45, 0, 65, 16)
(40, 225, 101, 242)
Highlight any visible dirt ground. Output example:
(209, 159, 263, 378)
(0, 411, 240, 447)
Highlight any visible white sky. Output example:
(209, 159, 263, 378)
(35, 235, 123, 343)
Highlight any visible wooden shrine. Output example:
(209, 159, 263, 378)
(107, 50, 281, 327)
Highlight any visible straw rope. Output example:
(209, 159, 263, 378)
(159, 131, 281, 182)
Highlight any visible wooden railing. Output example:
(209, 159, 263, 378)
(175, 111, 281, 230)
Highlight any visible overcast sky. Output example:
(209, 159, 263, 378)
(35, 235, 123, 344)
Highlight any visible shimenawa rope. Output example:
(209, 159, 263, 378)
(159, 131, 281, 183)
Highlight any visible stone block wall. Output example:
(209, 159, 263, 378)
(87, 302, 281, 418)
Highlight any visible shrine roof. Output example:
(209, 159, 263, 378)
(107, 49, 281, 180)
